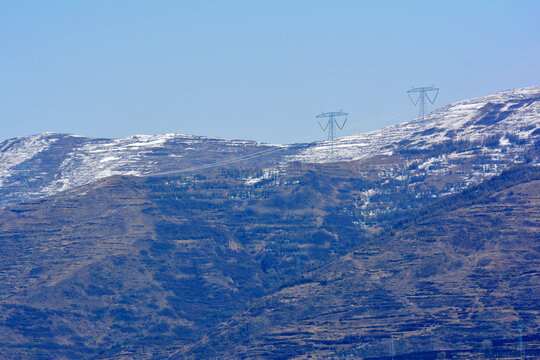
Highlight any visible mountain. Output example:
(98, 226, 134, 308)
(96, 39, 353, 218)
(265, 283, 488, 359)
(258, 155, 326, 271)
(185, 165, 540, 359)
(0, 165, 377, 359)
(293, 86, 540, 164)
(0, 86, 538, 359)
(0, 174, 267, 359)
(1, 86, 539, 209)
(0, 133, 296, 208)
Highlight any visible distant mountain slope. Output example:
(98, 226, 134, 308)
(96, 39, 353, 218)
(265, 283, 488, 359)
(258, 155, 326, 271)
(293, 85, 540, 163)
(0, 175, 267, 359)
(1, 161, 536, 359)
(0, 162, 384, 359)
(184, 166, 540, 359)
(0, 133, 292, 207)
(0, 86, 538, 359)
(1, 86, 538, 208)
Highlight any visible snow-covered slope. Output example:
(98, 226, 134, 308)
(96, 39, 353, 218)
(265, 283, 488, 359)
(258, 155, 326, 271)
(0, 133, 288, 207)
(292, 86, 540, 163)
(1, 86, 539, 208)
(284, 86, 539, 215)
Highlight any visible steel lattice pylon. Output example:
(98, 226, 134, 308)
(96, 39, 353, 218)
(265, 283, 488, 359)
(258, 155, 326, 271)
(316, 110, 348, 155)
(518, 323, 524, 358)
(390, 334, 396, 360)
(407, 86, 439, 122)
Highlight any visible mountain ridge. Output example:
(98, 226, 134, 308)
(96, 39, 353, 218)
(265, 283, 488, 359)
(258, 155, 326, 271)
(1, 85, 539, 208)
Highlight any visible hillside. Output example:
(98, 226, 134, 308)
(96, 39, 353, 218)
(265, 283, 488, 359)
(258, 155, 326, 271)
(0, 87, 538, 359)
(293, 86, 540, 163)
(1, 86, 539, 209)
(0, 165, 375, 359)
(185, 166, 540, 359)
(3, 165, 537, 359)
(0, 133, 296, 208)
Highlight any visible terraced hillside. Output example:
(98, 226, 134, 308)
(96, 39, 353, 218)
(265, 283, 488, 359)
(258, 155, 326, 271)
(185, 166, 540, 359)
(0, 166, 376, 359)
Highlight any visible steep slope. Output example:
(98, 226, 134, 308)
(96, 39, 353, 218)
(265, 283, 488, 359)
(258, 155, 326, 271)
(185, 166, 540, 359)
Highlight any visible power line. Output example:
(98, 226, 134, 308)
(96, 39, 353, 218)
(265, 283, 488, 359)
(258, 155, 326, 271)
(149, 108, 406, 177)
(343, 107, 411, 133)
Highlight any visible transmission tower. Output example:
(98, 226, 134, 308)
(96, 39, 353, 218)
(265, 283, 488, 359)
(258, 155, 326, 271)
(17, 161, 31, 202)
(407, 86, 439, 122)
(517, 323, 524, 358)
(316, 110, 348, 155)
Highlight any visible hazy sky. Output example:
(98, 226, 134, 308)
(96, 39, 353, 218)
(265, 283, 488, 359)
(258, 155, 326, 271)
(1, 1, 539, 144)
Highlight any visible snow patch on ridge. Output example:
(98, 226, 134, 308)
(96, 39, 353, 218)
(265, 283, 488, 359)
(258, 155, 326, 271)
(0, 134, 57, 187)
(41, 134, 181, 194)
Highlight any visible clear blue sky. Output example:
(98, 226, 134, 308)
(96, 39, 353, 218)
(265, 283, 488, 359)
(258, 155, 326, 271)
(1, 1, 539, 144)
